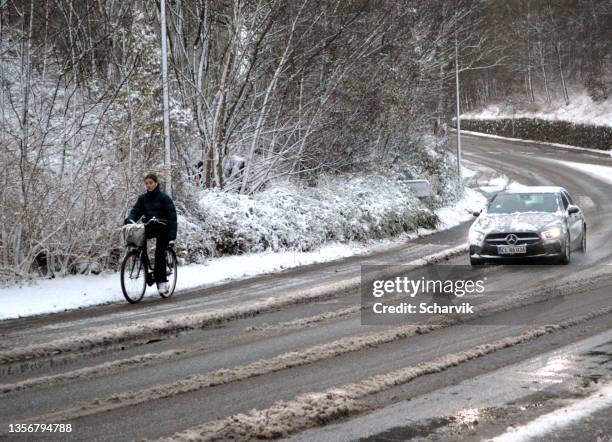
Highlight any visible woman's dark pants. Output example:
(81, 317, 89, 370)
(145, 223, 169, 283)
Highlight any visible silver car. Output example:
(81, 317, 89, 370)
(469, 186, 586, 265)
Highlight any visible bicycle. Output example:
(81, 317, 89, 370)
(120, 218, 178, 304)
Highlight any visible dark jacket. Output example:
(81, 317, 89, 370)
(126, 186, 177, 240)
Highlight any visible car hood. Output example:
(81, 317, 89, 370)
(471, 212, 561, 233)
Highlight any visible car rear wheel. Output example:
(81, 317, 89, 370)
(559, 233, 571, 265)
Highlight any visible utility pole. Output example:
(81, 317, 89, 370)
(160, 0, 172, 196)
(454, 9, 462, 181)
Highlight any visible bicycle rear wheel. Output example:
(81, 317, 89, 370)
(121, 250, 146, 304)
(160, 248, 178, 299)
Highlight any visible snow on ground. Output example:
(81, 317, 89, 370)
(462, 94, 612, 128)
(490, 383, 612, 442)
(0, 243, 363, 320)
(542, 159, 612, 186)
(435, 187, 486, 229)
(0, 186, 486, 321)
(461, 165, 478, 179)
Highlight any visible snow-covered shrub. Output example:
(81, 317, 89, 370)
(173, 175, 439, 262)
(170, 134, 458, 263)
(366, 134, 462, 209)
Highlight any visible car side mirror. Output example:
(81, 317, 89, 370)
(567, 205, 579, 215)
(472, 210, 482, 217)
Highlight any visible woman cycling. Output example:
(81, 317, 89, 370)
(125, 173, 177, 295)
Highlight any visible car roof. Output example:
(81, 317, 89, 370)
(502, 186, 568, 195)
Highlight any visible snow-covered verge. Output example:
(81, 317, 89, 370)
(462, 94, 612, 128)
(0, 186, 486, 321)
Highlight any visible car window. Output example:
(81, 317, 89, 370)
(560, 193, 569, 209)
(487, 193, 560, 214)
(563, 191, 574, 205)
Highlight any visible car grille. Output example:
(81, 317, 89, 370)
(484, 232, 541, 245)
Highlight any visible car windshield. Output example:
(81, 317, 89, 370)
(487, 193, 560, 214)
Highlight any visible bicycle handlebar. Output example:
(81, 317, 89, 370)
(124, 217, 167, 227)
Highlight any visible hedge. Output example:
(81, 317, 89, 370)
(458, 118, 612, 151)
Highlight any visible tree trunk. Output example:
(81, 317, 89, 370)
(539, 42, 551, 105)
(555, 41, 569, 105)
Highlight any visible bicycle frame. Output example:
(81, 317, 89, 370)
(125, 244, 156, 286)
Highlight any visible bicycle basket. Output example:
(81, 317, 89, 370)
(122, 223, 145, 247)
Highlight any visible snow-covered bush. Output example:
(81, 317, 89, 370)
(172, 134, 459, 264)
(174, 175, 439, 263)
(368, 134, 463, 208)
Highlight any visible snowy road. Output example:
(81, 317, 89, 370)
(1, 134, 611, 441)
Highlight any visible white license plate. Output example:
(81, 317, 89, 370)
(497, 245, 527, 255)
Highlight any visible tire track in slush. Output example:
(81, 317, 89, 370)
(13, 324, 444, 425)
(0, 349, 185, 395)
(0, 305, 362, 394)
(154, 308, 612, 442)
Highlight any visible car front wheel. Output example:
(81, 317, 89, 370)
(579, 226, 586, 252)
(470, 256, 484, 266)
(559, 233, 571, 265)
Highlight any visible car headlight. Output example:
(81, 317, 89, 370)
(542, 226, 562, 240)
(469, 229, 485, 244)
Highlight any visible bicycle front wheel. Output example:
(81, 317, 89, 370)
(121, 250, 146, 304)
(160, 248, 178, 299)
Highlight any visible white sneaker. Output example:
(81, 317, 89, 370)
(157, 282, 169, 295)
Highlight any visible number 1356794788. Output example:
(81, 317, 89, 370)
(8, 423, 72, 433)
